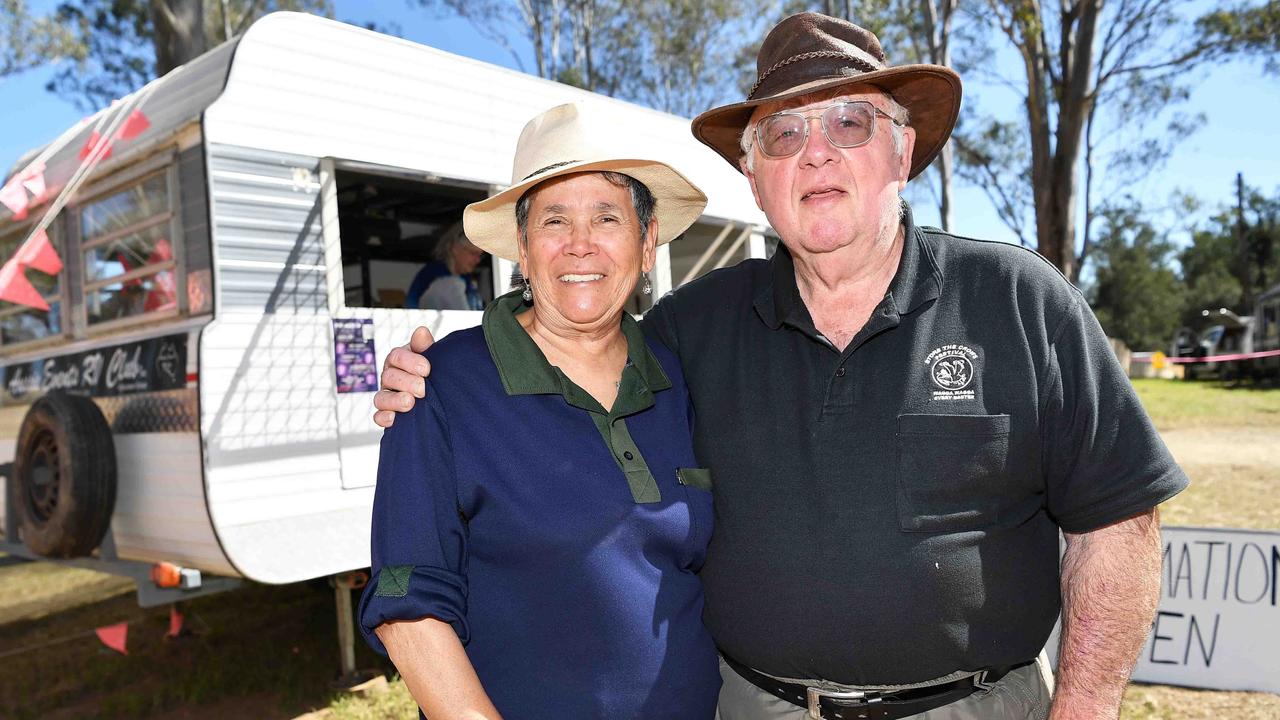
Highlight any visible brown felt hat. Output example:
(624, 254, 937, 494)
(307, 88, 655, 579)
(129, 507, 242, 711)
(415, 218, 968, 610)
(691, 12, 962, 180)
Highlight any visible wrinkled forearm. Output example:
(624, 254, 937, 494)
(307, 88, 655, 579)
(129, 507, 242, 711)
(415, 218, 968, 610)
(1052, 508, 1162, 720)
(377, 617, 502, 720)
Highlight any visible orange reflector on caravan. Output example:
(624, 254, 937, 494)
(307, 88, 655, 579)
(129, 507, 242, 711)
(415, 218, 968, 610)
(151, 562, 182, 588)
(151, 562, 202, 589)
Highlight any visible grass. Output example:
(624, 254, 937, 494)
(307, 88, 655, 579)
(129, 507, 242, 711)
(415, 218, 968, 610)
(0, 556, 133, 625)
(0, 377, 1276, 718)
(323, 680, 417, 720)
(0, 576, 391, 719)
(1130, 378, 1280, 431)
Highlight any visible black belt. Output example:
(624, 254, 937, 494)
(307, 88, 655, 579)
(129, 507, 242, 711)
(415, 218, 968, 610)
(722, 653, 1030, 720)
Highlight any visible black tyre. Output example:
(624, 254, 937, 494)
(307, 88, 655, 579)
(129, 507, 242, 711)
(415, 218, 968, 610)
(15, 392, 117, 557)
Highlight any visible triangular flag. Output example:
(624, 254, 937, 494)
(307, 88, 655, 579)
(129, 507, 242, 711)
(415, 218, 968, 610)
(0, 259, 51, 311)
(95, 622, 129, 655)
(16, 229, 63, 275)
(19, 163, 47, 203)
(0, 181, 28, 220)
(79, 131, 113, 162)
(116, 109, 150, 141)
(166, 605, 185, 638)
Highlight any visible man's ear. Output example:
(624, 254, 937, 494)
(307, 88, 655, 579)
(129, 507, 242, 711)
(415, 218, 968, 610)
(742, 159, 766, 212)
(897, 126, 917, 190)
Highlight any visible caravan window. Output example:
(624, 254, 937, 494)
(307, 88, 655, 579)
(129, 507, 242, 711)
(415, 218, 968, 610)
(80, 172, 179, 325)
(669, 220, 760, 289)
(332, 166, 492, 309)
(0, 222, 63, 346)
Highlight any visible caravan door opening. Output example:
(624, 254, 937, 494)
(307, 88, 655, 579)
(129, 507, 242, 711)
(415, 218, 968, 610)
(333, 166, 492, 310)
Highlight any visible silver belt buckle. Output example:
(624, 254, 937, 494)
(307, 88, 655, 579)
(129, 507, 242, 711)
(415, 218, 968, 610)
(806, 686, 880, 719)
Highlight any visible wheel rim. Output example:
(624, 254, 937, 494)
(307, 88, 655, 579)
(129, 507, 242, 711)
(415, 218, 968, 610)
(24, 428, 60, 523)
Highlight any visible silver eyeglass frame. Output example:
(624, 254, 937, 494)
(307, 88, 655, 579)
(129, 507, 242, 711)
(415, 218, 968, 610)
(753, 100, 905, 158)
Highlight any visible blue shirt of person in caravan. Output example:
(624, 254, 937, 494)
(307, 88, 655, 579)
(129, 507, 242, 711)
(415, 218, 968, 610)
(405, 224, 485, 310)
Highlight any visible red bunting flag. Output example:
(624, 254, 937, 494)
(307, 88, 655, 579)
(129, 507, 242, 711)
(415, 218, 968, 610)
(79, 130, 113, 162)
(0, 259, 50, 311)
(19, 162, 47, 203)
(95, 622, 129, 655)
(16, 228, 63, 275)
(166, 605, 185, 638)
(0, 181, 28, 220)
(116, 109, 150, 141)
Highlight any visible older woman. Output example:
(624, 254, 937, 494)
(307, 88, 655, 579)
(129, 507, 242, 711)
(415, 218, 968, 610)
(358, 103, 719, 719)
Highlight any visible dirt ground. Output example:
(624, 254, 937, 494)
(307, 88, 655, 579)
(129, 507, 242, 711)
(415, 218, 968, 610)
(1157, 425, 1280, 530)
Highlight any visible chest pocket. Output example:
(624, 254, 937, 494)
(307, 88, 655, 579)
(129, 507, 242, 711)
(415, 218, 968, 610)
(896, 414, 1011, 533)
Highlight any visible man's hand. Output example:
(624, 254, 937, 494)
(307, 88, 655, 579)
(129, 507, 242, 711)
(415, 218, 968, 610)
(1051, 507, 1163, 720)
(373, 326, 435, 428)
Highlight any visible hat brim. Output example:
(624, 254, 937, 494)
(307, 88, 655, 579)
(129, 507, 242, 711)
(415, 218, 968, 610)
(691, 65, 961, 180)
(463, 159, 709, 262)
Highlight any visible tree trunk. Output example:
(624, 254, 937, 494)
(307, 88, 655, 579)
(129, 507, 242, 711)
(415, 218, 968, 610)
(1007, 0, 1099, 280)
(920, 0, 957, 231)
(150, 0, 206, 75)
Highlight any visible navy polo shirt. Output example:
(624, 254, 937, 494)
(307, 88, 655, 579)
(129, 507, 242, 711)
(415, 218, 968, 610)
(642, 202, 1188, 685)
(360, 291, 720, 719)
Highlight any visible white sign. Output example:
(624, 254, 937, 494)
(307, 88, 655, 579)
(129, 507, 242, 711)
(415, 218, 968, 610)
(1051, 526, 1280, 693)
(1132, 526, 1280, 693)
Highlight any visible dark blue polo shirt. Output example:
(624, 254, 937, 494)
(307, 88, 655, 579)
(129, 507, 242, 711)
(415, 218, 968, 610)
(642, 202, 1188, 685)
(360, 291, 719, 719)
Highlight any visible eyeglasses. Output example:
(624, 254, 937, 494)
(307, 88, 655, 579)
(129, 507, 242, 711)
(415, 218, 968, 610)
(753, 101, 904, 158)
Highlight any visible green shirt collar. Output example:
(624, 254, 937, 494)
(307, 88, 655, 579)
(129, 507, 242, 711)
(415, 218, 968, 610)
(482, 290, 672, 415)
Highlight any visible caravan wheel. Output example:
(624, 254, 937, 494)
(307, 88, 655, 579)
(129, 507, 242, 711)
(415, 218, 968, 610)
(15, 393, 118, 558)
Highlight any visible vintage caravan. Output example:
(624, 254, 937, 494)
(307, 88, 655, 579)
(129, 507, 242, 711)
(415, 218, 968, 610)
(0, 12, 770, 592)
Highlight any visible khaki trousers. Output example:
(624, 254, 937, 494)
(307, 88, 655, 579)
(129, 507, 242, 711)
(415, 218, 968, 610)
(715, 652, 1054, 720)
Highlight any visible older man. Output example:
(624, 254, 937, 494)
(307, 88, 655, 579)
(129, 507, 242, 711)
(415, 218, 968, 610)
(374, 13, 1186, 720)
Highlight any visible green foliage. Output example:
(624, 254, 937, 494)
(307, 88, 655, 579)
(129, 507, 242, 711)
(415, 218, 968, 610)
(46, 0, 155, 112)
(1088, 202, 1186, 350)
(418, 0, 769, 117)
(604, 0, 770, 118)
(1179, 180, 1280, 325)
(0, 0, 84, 77)
(1197, 0, 1280, 74)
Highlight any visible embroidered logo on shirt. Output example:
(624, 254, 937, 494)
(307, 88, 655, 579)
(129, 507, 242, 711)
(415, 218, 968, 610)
(925, 344, 978, 401)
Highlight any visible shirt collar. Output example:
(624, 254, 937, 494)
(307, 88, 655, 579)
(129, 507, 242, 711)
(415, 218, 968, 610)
(482, 290, 672, 411)
(753, 200, 943, 329)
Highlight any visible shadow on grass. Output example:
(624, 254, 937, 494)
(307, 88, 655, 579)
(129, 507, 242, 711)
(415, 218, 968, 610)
(0, 578, 392, 719)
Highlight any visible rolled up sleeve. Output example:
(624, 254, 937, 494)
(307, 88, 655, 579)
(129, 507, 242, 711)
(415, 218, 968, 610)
(359, 380, 470, 656)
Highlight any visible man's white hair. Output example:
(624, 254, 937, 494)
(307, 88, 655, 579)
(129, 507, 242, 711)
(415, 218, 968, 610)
(739, 91, 910, 173)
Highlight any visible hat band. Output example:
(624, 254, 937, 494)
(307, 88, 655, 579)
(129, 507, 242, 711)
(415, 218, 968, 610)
(749, 50, 882, 99)
(520, 159, 579, 182)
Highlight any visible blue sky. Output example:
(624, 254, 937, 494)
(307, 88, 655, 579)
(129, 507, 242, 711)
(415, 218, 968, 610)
(2, 0, 1277, 253)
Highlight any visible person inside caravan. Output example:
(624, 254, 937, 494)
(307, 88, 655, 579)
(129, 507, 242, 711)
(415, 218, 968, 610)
(403, 222, 486, 310)
(358, 103, 719, 719)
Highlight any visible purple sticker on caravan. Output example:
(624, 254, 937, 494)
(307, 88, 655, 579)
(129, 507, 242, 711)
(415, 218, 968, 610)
(333, 319, 377, 393)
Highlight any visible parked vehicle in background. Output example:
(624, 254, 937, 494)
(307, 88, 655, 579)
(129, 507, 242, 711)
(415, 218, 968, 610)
(1169, 288, 1280, 380)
